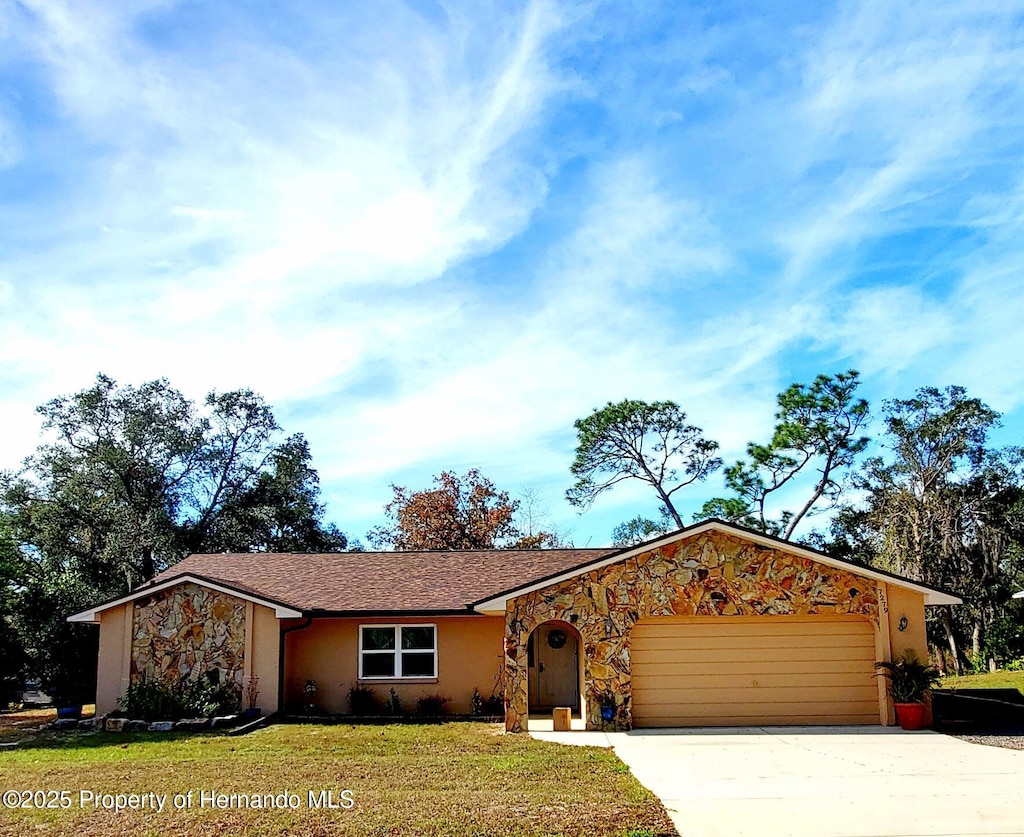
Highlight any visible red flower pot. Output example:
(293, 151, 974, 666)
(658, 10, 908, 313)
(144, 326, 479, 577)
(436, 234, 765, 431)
(894, 702, 927, 730)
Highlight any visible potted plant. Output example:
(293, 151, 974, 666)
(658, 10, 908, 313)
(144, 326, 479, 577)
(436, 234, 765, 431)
(243, 675, 261, 721)
(876, 650, 941, 730)
(597, 690, 617, 723)
(51, 677, 90, 721)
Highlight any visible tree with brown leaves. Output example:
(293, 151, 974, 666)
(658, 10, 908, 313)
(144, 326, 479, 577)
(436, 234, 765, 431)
(368, 469, 523, 550)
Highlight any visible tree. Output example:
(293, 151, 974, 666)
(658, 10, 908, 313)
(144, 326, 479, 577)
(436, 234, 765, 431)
(697, 370, 869, 539)
(610, 515, 671, 547)
(508, 485, 569, 549)
(0, 517, 27, 703)
(2, 374, 347, 590)
(203, 435, 348, 553)
(847, 386, 1023, 673)
(368, 469, 521, 550)
(567, 400, 721, 528)
(1, 374, 348, 697)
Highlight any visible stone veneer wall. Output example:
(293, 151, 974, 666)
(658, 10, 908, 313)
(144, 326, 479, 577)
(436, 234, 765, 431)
(131, 582, 247, 688)
(504, 530, 879, 732)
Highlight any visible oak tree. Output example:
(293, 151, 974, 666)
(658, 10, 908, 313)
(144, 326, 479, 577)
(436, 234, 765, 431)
(368, 469, 521, 550)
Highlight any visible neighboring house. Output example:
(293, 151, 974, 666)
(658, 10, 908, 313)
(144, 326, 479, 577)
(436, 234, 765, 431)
(69, 519, 960, 731)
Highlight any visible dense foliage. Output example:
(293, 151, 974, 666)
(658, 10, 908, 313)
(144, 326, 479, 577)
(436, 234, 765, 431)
(821, 386, 1024, 672)
(368, 469, 529, 550)
(117, 676, 242, 721)
(1, 374, 347, 702)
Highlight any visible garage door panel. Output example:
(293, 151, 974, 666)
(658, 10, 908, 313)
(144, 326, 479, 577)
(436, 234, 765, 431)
(633, 643, 873, 664)
(632, 659, 874, 677)
(633, 684, 875, 704)
(635, 699, 878, 717)
(634, 619, 868, 638)
(635, 711, 879, 726)
(632, 633, 874, 652)
(633, 671, 875, 691)
(631, 616, 879, 727)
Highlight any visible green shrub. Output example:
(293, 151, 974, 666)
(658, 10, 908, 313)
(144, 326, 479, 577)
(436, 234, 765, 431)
(117, 676, 241, 721)
(417, 693, 451, 715)
(347, 685, 379, 715)
(384, 687, 403, 715)
(471, 687, 504, 716)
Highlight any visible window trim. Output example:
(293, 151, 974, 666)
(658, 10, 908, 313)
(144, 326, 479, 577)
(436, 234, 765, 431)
(358, 623, 438, 680)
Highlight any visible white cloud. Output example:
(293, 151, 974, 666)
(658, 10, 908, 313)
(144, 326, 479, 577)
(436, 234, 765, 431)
(3, 0, 1024, 546)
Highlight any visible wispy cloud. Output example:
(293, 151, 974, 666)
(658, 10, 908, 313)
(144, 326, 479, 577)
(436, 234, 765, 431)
(2, 0, 1024, 543)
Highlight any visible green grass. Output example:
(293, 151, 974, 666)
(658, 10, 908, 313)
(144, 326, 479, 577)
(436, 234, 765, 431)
(936, 669, 1024, 692)
(0, 719, 676, 836)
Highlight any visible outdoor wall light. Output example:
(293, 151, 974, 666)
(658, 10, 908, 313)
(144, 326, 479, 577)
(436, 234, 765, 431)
(897, 615, 909, 632)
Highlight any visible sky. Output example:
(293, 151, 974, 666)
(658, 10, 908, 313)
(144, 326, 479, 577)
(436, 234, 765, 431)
(2, 0, 1024, 548)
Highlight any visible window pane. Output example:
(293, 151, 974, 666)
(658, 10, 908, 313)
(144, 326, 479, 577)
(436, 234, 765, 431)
(402, 626, 435, 650)
(362, 653, 395, 677)
(362, 627, 395, 651)
(401, 652, 435, 677)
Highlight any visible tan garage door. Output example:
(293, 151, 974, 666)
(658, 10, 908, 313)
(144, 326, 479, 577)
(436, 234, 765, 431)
(631, 615, 879, 727)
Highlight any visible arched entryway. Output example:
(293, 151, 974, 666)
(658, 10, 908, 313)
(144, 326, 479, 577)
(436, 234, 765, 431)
(527, 621, 581, 713)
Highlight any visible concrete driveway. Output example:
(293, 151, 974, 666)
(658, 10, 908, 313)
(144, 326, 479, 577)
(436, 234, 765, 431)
(531, 726, 1024, 836)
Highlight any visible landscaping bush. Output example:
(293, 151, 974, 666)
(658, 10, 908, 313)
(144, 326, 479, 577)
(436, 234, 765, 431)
(416, 693, 451, 715)
(471, 687, 504, 716)
(384, 687, 403, 715)
(118, 676, 241, 721)
(347, 685, 379, 715)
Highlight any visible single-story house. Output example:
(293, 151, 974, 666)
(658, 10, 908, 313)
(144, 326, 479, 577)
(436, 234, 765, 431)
(69, 519, 960, 731)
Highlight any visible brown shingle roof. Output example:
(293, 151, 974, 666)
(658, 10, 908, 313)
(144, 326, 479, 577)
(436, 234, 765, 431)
(148, 548, 617, 614)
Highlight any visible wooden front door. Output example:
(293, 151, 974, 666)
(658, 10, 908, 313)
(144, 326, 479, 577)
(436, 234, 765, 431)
(533, 624, 579, 711)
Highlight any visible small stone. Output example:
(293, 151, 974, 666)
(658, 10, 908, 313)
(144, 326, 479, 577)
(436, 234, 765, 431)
(124, 720, 149, 732)
(52, 718, 79, 731)
(104, 718, 126, 732)
(148, 721, 175, 732)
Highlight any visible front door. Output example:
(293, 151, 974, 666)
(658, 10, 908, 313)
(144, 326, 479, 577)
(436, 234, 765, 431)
(534, 624, 579, 711)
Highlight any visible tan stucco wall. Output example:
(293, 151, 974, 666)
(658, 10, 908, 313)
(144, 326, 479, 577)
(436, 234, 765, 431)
(283, 615, 504, 715)
(884, 583, 929, 662)
(95, 603, 132, 716)
(93, 591, 281, 717)
(504, 529, 883, 732)
(247, 603, 281, 713)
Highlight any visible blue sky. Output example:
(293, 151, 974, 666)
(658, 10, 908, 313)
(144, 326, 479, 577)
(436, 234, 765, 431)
(2, 0, 1023, 547)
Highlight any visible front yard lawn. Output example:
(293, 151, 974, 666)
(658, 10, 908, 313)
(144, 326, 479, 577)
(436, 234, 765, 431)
(936, 670, 1024, 693)
(0, 721, 675, 836)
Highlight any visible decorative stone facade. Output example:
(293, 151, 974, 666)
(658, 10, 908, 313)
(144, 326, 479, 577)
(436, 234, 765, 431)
(504, 530, 879, 732)
(131, 582, 247, 688)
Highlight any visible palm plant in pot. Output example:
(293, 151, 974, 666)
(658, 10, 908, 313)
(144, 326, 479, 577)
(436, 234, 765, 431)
(875, 650, 941, 730)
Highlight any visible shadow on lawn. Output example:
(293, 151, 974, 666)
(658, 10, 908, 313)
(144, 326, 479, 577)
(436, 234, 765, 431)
(3, 729, 227, 751)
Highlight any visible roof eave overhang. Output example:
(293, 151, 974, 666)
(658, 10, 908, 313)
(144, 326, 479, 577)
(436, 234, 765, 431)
(303, 608, 484, 618)
(67, 573, 303, 623)
(472, 519, 962, 612)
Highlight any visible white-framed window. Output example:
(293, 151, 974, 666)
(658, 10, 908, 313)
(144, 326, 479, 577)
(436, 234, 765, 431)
(358, 624, 437, 679)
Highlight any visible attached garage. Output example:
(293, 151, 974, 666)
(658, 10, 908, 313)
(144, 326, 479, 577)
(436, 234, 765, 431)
(631, 615, 880, 727)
